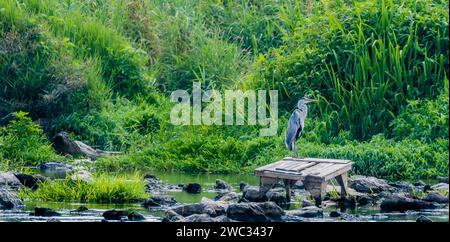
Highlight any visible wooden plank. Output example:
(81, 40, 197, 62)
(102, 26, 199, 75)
(315, 163, 347, 177)
(292, 162, 317, 172)
(260, 171, 303, 180)
(254, 160, 285, 171)
(276, 161, 306, 171)
(322, 165, 352, 181)
(277, 160, 297, 169)
(275, 161, 315, 172)
(299, 163, 335, 177)
(283, 157, 351, 164)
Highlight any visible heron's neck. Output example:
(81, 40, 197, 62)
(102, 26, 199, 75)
(298, 104, 308, 113)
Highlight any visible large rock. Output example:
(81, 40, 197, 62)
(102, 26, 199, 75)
(183, 183, 202, 194)
(286, 206, 323, 218)
(239, 182, 249, 192)
(37, 162, 73, 178)
(422, 192, 448, 204)
(216, 192, 241, 204)
(266, 190, 288, 206)
(0, 172, 23, 189)
(13, 173, 47, 190)
(0, 189, 23, 209)
(143, 194, 177, 207)
(30, 207, 61, 217)
(355, 193, 373, 206)
(170, 202, 226, 217)
(52, 131, 120, 159)
(102, 210, 129, 220)
(243, 186, 266, 202)
(226, 202, 285, 222)
(214, 179, 231, 190)
(128, 212, 145, 221)
(162, 210, 185, 222)
(380, 194, 437, 212)
(431, 183, 449, 194)
(350, 176, 393, 193)
(389, 181, 414, 192)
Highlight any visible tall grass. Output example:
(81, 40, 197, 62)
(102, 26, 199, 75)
(248, 0, 449, 140)
(19, 173, 147, 203)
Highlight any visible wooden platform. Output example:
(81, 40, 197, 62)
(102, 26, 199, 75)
(255, 157, 353, 206)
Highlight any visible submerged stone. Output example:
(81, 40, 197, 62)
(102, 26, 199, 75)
(183, 183, 202, 194)
(380, 195, 436, 212)
(102, 209, 129, 220)
(31, 207, 61, 217)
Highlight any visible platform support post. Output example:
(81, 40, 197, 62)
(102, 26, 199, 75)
(335, 172, 348, 199)
(283, 179, 295, 202)
(259, 176, 277, 195)
(304, 178, 326, 207)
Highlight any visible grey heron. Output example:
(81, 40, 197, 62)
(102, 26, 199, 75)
(285, 97, 318, 158)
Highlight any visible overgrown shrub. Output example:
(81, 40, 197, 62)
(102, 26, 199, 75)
(0, 112, 61, 168)
(246, 0, 449, 139)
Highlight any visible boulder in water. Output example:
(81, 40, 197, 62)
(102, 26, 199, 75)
(183, 183, 202, 194)
(0, 189, 23, 209)
(0, 172, 23, 190)
(30, 207, 61, 217)
(350, 176, 393, 193)
(214, 179, 231, 190)
(226, 202, 284, 222)
(380, 194, 436, 212)
(102, 210, 129, 220)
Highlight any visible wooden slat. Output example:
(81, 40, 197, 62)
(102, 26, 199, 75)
(281, 161, 307, 170)
(254, 160, 285, 171)
(299, 163, 335, 176)
(283, 157, 351, 164)
(322, 165, 352, 182)
(292, 162, 317, 172)
(276, 161, 315, 172)
(316, 163, 347, 177)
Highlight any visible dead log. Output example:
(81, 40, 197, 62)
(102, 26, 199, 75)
(52, 131, 121, 159)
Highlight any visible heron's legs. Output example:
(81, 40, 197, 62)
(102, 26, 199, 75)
(293, 142, 297, 158)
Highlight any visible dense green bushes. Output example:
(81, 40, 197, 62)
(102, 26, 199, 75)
(0, 0, 448, 180)
(0, 112, 61, 170)
(246, 0, 449, 140)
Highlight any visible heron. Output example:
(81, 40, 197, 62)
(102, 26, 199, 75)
(285, 97, 318, 158)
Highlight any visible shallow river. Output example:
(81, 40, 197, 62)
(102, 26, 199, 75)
(1, 171, 448, 222)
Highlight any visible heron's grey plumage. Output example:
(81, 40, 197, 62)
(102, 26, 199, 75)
(285, 98, 311, 157)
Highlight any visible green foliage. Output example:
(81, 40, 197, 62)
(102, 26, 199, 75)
(0, 0, 448, 181)
(0, 112, 61, 169)
(390, 83, 449, 142)
(0, 0, 110, 119)
(247, 0, 449, 140)
(50, 97, 166, 150)
(19, 173, 147, 203)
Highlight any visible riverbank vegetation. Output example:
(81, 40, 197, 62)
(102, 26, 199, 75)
(1, 0, 448, 182)
(18, 173, 147, 203)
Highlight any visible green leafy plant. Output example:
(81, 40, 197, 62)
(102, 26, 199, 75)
(0, 112, 61, 169)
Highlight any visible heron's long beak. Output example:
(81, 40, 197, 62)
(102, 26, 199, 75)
(304, 98, 318, 103)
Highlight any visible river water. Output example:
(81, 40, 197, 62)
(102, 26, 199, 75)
(1, 171, 448, 222)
